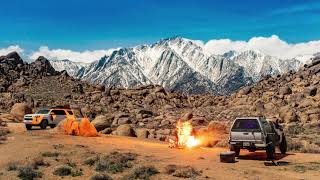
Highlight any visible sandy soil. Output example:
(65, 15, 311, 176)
(0, 123, 320, 180)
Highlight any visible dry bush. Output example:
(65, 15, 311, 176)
(53, 165, 72, 176)
(31, 157, 50, 169)
(95, 151, 137, 174)
(90, 173, 113, 180)
(17, 165, 42, 180)
(165, 164, 200, 178)
(41, 151, 60, 157)
(7, 162, 19, 171)
(84, 155, 100, 166)
(123, 165, 159, 180)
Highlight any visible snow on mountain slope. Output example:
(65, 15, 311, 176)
(49, 37, 315, 95)
(50, 59, 88, 77)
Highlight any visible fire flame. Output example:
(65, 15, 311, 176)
(176, 120, 200, 148)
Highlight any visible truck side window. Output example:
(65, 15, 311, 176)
(67, 111, 74, 115)
(52, 110, 66, 115)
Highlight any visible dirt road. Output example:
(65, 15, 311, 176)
(0, 123, 319, 180)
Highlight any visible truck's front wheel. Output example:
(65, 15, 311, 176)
(230, 145, 240, 157)
(40, 120, 48, 129)
(280, 136, 287, 154)
(25, 124, 32, 130)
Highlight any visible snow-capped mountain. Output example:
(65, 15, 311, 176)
(50, 37, 315, 95)
(50, 59, 88, 77)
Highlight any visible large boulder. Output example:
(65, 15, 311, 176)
(91, 115, 114, 132)
(279, 106, 298, 123)
(114, 124, 136, 137)
(135, 128, 149, 138)
(181, 112, 193, 121)
(10, 103, 32, 122)
(279, 86, 292, 95)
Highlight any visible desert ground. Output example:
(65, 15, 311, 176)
(0, 123, 319, 180)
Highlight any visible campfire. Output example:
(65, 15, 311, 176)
(169, 120, 200, 148)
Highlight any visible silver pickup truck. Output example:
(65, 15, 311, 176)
(229, 117, 287, 160)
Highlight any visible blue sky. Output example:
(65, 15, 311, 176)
(0, 0, 319, 52)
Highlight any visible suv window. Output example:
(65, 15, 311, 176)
(67, 111, 74, 115)
(51, 110, 67, 115)
(232, 119, 261, 132)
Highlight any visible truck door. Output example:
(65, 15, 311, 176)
(51, 110, 67, 125)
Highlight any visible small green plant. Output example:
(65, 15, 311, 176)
(71, 170, 83, 177)
(123, 166, 159, 180)
(41, 151, 60, 157)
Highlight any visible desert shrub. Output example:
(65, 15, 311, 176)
(90, 173, 113, 180)
(300, 142, 320, 154)
(31, 157, 49, 169)
(165, 164, 200, 178)
(123, 166, 159, 180)
(41, 151, 60, 157)
(53, 165, 72, 176)
(71, 170, 83, 177)
(0, 128, 10, 136)
(17, 165, 42, 180)
(7, 162, 19, 171)
(84, 155, 100, 166)
(52, 144, 64, 149)
(95, 151, 137, 174)
(64, 158, 77, 168)
(287, 139, 303, 152)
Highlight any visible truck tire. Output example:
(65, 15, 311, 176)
(25, 124, 32, 130)
(40, 120, 48, 129)
(280, 136, 287, 154)
(230, 145, 240, 157)
(266, 144, 275, 160)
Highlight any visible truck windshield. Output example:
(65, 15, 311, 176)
(231, 119, 261, 132)
(36, 109, 50, 114)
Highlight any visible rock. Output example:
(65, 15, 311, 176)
(279, 86, 292, 95)
(10, 103, 32, 122)
(238, 86, 251, 95)
(279, 106, 298, 123)
(304, 86, 317, 97)
(91, 93, 102, 102)
(145, 121, 160, 129)
(91, 115, 114, 131)
(298, 99, 315, 108)
(160, 119, 171, 126)
(157, 129, 171, 135)
(117, 117, 132, 125)
(181, 112, 193, 121)
(0, 113, 16, 122)
(135, 128, 149, 138)
(191, 117, 209, 126)
(207, 121, 227, 134)
(114, 124, 136, 137)
(100, 128, 113, 134)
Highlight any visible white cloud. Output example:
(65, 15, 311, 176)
(203, 35, 320, 59)
(29, 46, 117, 63)
(0, 45, 24, 56)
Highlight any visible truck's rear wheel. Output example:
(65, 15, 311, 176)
(40, 120, 48, 129)
(25, 124, 32, 130)
(280, 136, 287, 154)
(230, 145, 240, 157)
(266, 144, 275, 160)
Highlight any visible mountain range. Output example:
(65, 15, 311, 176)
(49, 37, 316, 95)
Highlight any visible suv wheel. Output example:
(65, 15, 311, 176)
(280, 136, 287, 154)
(266, 144, 275, 160)
(25, 124, 32, 130)
(230, 145, 240, 157)
(40, 120, 48, 129)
